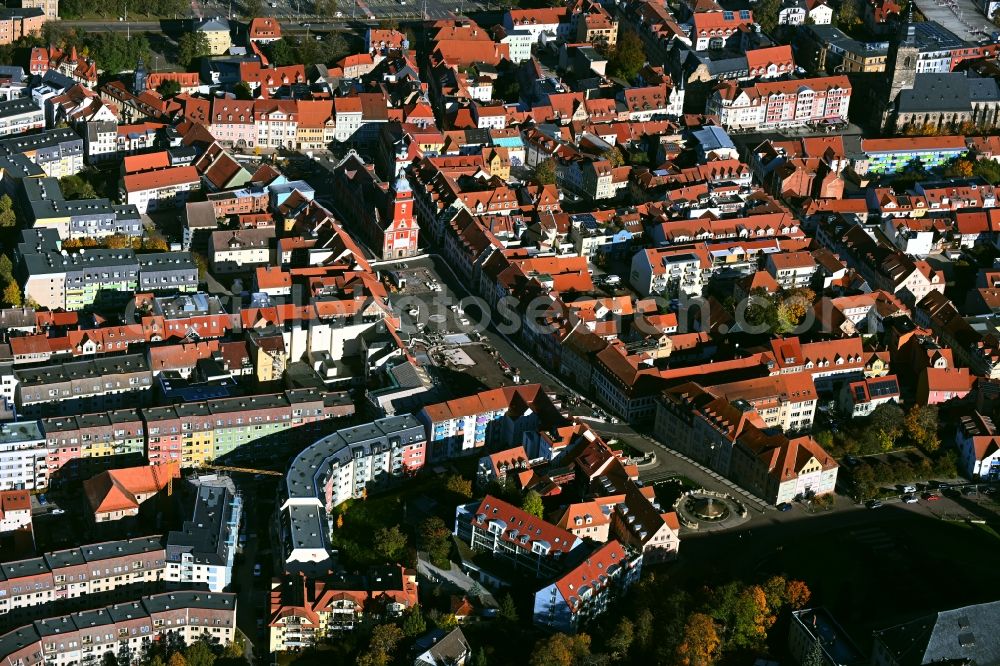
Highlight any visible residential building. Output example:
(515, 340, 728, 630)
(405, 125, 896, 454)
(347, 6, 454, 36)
(209, 228, 274, 274)
(839, 375, 900, 417)
(0, 421, 47, 490)
(730, 428, 839, 504)
(532, 540, 641, 633)
(197, 18, 232, 55)
(463, 495, 584, 579)
(0, 8, 44, 45)
(0, 489, 31, 533)
(137, 252, 199, 293)
(122, 153, 201, 214)
(0, 592, 237, 665)
(860, 136, 968, 174)
(279, 415, 427, 574)
(267, 566, 419, 650)
(418, 385, 563, 461)
(165, 475, 242, 593)
(0, 97, 43, 136)
(83, 463, 180, 522)
(14, 354, 153, 418)
(766, 251, 818, 289)
(956, 411, 1000, 480)
(414, 628, 472, 666)
(707, 76, 851, 131)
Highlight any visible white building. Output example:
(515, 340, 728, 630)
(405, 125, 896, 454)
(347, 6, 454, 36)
(123, 165, 200, 214)
(0, 489, 31, 533)
(956, 412, 1000, 480)
(165, 476, 242, 593)
(766, 250, 818, 289)
(495, 26, 533, 63)
(839, 375, 900, 417)
(0, 421, 46, 491)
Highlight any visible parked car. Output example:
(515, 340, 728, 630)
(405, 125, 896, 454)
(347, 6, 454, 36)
(866, 499, 883, 509)
(901, 484, 917, 493)
(777, 502, 793, 512)
(253, 564, 262, 577)
(38, 494, 47, 505)
(902, 494, 918, 504)
(922, 492, 941, 501)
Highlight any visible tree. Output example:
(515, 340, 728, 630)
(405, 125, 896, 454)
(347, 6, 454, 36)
(755, 0, 781, 36)
(167, 654, 188, 666)
(183, 640, 215, 666)
(904, 404, 940, 452)
(177, 32, 210, 68)
(498, 593, 518, 623)
(157, 79, 181, 98)
(534, 158, 556, 185)
(866, 403, 905, 452)
(368, 624, 403, 659)
(837, 0, 862, 32)
(605, 617, 634, 660)
(608, 29, 646, 82)
(401, 605, 426, 637)
(471, 648, 488, 666)
(2, 281, 22, 307)
(0, 254, 13, 280)
(234, 81, 253, 100)
(676, 613, 720, 666)
(945, 158, 975, 179)
(521, 490, 544, 518)
(708, 583, 770, 651)
(444, 474, 473, 498)
(192, 252, 209, 281)
(530, 633, 591, 666)
(0, 194, 16, 227)
(418, 517, 452, 568)
(141, 236, 169, 251)
(243, 0, 262, 16)
(803, 637, 825, 666)
(373, 525, 408, 562)
(60, 174, 99, 200)
(601, 146, 625, 167)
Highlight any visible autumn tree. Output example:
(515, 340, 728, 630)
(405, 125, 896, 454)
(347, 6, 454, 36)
(167, 653, 188, 666)
(837, 0, 862, 32)
(373, 525, 408, 562)
(602, 146, 625, 167)
(443, 474, 473, 499)
(358, 623, 403, 666)
(522, 490, 544, 518)
(0, 194, 16, 227)
(608, 29, 646, 82)
(945, 158, 975, 179)
(708, 582, 771, 651)
(534, 158, 556, 185)
(529, 633, 591, 666)
(864, 403, 905, 452)
(904, 404, 939, 452)
(676, 613, 721, 666)
(2, 281, 22, 307)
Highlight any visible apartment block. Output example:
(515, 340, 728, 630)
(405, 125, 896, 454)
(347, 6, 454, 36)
(42, 409, 146, 481)
(279, 415, 427, 574)
(15, 354, 152, 419)
(23, 177, 142, 240)
(0, 421, 47, 491)
(0, 126, 83, 178)
(19, 228, 139, 311)
(532, 540, 641, 634)
(462, 495, 584, 580)
(165, 476, 242, 593)
(0, 591, 236, 665)
(418, 385, 561, 461)
(267, 566, 418, 651)
(0, 536, 165, 621)
(0, 97, 43, 136)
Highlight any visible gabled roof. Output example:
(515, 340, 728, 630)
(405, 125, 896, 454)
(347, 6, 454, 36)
(83, 464, 180, 515)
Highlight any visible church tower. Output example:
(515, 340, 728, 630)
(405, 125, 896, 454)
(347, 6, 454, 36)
(133, 57, 148, 95)
(882, 9, 918, 129)
(384, 174, 418, 259)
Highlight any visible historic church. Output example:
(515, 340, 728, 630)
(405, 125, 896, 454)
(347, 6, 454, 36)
(881, 16, 1000, 131)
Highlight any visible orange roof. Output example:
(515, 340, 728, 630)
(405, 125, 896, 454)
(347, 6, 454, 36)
(124, 165, 200, 192)
(124, 151, 170, 174)
(861, 136, 967, 153)
(83, 463, 180, 515)
(249, 17, 282, 39)
(553, 540, 629, 611)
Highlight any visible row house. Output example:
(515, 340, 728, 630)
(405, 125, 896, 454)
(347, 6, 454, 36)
(19, 234, 138, 311)
(15, 354, 151, 421)
(0, 592, 236, 665)
(42, 409, 146, 481)
(417, 384, 563, 461)
(707, 76, 851, 131)
(0, 127, 84, 179)
(122, 151, 201, 214)
(0, 536, 164, 620)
